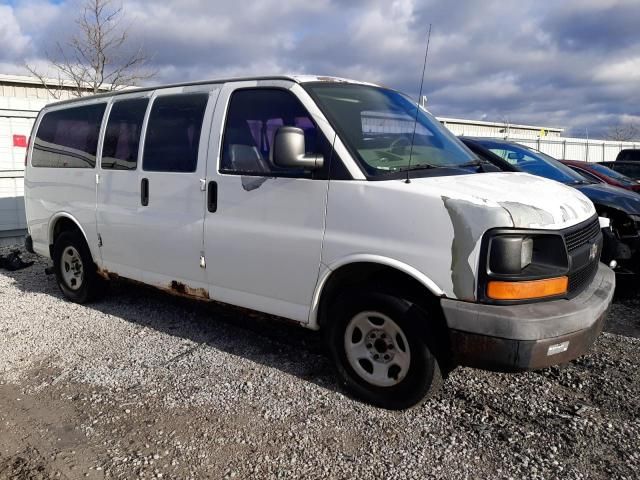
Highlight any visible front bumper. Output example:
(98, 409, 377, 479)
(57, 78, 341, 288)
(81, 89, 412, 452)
(441, 263, 615, 371)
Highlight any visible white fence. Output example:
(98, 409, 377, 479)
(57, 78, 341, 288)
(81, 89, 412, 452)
(490, 135, 639, 163)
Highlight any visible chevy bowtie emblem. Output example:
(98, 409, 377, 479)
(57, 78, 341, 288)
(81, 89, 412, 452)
(589, 242, 598, 261)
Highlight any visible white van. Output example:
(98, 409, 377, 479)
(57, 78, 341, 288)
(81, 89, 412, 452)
(24, 76, 614, 409)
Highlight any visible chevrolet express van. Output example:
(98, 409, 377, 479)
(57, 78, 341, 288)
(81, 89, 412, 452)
(24, 76, 615, 409)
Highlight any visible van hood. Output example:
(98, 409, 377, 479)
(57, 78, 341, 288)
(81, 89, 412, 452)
(407, 171, 596, 230)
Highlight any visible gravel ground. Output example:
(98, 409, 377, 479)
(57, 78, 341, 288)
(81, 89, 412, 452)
(0, 246, 639, 480)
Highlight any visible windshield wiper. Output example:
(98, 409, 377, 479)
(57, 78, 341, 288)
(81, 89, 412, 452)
(400, 163, 439, 171)
(454, 159, 494, 172)
(456, 160, 484, 168)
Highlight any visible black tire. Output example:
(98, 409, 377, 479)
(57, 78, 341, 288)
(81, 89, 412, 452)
(326, 291, 443, 410)
(52, 231, 102, 303)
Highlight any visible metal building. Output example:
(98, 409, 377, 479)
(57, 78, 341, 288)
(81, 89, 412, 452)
(0, 74, 108, 245)
(437, 116, 564, 138)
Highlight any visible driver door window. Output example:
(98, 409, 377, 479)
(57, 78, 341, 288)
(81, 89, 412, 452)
(220, 89, 319, 177)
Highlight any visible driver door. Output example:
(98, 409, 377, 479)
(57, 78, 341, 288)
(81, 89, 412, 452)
(203, 82, 330, 322)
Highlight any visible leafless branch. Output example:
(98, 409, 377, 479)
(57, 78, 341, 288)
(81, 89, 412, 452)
(607, 123, 639, 142)
(25, 0, 155, 97)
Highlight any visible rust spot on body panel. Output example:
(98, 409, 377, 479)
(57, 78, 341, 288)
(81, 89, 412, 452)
(97, 268, 119, 281)
(167, 280, 210, 300)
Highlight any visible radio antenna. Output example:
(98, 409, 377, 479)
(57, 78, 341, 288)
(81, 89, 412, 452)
(406, 23, 432, 184)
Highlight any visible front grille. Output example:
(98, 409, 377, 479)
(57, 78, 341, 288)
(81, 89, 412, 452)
(565, 217, 600, 252)
(568, 259, 599, 294)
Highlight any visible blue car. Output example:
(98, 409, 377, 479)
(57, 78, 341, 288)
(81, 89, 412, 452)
(461, 137, 640, 276)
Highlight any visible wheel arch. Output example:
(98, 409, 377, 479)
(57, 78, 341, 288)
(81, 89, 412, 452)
(48, 213, 92, 257)
(309, 255, 445, 331)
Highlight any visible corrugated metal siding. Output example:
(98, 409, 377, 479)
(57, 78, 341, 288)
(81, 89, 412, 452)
(0, 116, 35, 171)
(0, 176, 26, 232)
(441, 122, 563, 139)
(0, 77, 110, 242)
(498, 136, 640, 162)
(0, 82, 51, 239)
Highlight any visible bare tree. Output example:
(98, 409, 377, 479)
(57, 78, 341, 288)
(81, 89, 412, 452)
(26, 0, 154, 98)
(606, 123, 639, 142)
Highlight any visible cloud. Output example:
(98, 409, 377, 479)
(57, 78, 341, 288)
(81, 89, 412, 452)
(2, 0, 639, 138)
(0, 5, 30, 60)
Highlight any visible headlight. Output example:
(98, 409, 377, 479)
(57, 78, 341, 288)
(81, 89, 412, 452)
(488, 235, 533, 274)
(482, 232, 569, 301)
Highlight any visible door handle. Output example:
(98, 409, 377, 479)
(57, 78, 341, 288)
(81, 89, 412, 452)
(207, 181, 217, 213)
(141, 178, 149, 206)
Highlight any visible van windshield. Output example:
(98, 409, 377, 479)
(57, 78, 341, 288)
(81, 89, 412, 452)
(306, 83, 476, 177)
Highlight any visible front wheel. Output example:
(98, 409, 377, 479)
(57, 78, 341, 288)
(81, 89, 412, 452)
(326, 292, 443, 410)
(52, 231, 102, 303)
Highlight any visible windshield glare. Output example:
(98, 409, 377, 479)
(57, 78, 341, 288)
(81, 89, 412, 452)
(478, 141, 586, 184)
(306, 84, 475, 176)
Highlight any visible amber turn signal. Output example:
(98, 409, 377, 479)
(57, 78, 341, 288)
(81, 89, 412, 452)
(487, 276, 568, 300)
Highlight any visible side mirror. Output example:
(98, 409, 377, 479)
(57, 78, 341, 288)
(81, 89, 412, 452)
(271, 126, 324, 170)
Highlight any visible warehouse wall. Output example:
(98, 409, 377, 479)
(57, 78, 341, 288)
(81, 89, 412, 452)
(506, 136, 640, 162)
(0, 114, 36, 244)
(0, 80, 59, 243)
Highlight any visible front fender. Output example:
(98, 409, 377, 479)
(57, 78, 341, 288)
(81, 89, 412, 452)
(307, 254, 446, 330)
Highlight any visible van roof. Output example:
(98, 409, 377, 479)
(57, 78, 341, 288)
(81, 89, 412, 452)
(46, 75, 381, 107)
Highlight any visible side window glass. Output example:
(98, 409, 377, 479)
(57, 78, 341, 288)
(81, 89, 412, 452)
(102, 98, 149, 170)
(143, 93, 208, 172)
(32, 103, 106, 168)
(571, 168, 600, 183)
(221, 89, 318, 176)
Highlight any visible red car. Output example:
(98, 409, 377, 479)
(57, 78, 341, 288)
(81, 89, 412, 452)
(561, 159, 640, 193)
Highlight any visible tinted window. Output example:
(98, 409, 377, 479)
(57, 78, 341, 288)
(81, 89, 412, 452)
(32, 103, 106, 168)
(221, 89, 319, 176)
(569, 167, 602, 183)
(610, 162, 640, 180)
(102, 98, 149, 170)
(589, 163, 636, 185)
(617, 150, 640, 162)
(143, 93, 208, 172)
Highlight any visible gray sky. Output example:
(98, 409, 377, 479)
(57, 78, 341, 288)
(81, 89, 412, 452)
(2, 0, 639, 137)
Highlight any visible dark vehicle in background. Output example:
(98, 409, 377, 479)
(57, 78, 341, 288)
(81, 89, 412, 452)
(461, 137, 640, 276)
(561, 160, 640, 194)
(616, 149, 640, 162)
(600, 161, 640, 182)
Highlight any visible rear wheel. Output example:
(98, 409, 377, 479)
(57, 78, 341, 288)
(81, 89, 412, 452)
(53, 231, 102, 303)
(326, 291, 443, 410)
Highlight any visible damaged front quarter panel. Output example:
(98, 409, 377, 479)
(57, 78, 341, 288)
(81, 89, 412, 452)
(443, 196, 514, 300)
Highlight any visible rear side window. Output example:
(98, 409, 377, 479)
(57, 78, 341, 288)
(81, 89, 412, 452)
(102, 98, 149, 170)
(142, 93, 208, 172)
(32, 103, 106, 168)
(221, 89, 319, 176)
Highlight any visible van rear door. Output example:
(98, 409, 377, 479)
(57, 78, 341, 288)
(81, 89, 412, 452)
(97, 87, 219, 292)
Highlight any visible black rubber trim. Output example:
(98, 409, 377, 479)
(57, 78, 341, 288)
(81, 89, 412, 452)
(477, 214, 601, 305)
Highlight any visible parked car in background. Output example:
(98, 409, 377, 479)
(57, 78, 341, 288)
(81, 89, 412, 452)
(601, 161, 640, 182)
(616, 149, 640, 162)
(22, 75, 616, 409)
(560, 160, 640, 193)
(461, 137, 640, 276)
